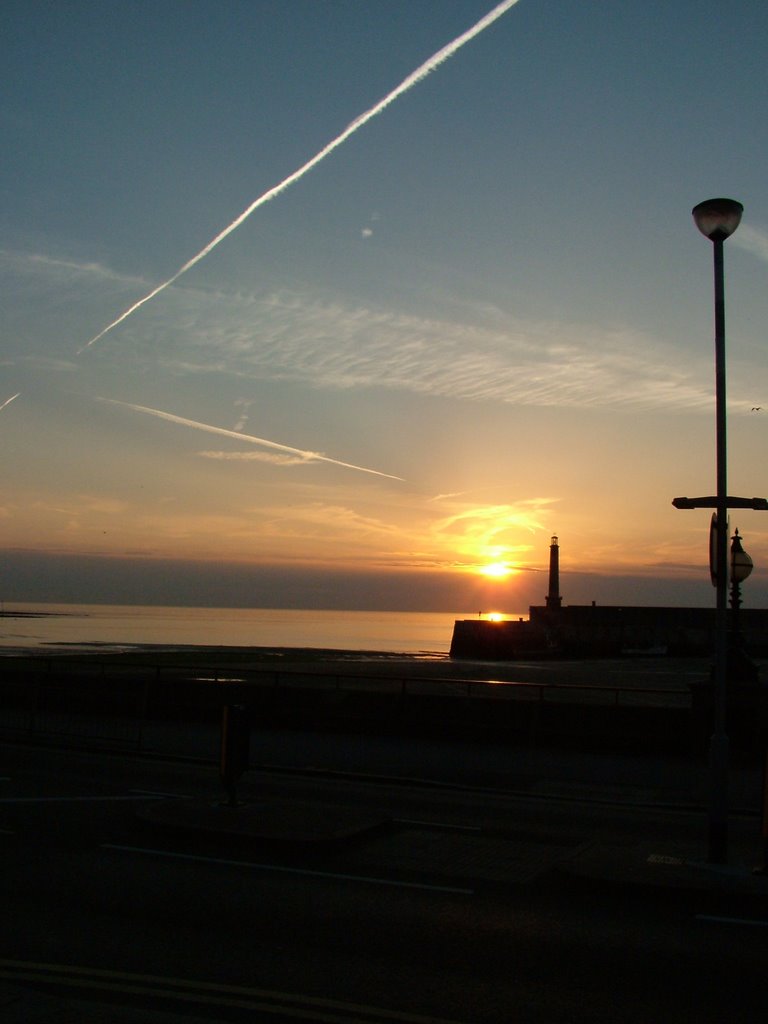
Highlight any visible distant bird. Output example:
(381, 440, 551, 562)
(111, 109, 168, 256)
(752, 406, 762, 412)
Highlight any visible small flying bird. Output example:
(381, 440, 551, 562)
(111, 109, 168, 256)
(751, 406, 762, 412)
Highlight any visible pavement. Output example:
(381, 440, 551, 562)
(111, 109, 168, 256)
(136, 775, 768, 899)
(568, 834, 768, 896)
(3, 730, 768, 1024)
(124, 712, 768, 900)
(4, 652, 768, 1022)
(6, 712, 768, 894)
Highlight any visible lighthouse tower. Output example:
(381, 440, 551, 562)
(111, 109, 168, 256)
(546, 535, 562, 609)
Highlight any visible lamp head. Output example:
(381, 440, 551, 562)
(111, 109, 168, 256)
(730, 528, 754, 584)
(692, 198, 743, 242)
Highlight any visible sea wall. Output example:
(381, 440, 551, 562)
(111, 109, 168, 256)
(451, 606, 768, 659)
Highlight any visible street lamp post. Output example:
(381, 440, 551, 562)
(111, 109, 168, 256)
(692, 197, 743, 864)
(676, 201, 766, 862)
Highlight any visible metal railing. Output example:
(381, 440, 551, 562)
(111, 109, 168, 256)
(0, 656, 694, 754)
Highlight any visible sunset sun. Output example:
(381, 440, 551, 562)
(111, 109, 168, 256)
(479, 561, 515, 579)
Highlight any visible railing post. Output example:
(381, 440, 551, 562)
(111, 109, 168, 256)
(757, 748, 768, 875)
(220, 704, 250, 807)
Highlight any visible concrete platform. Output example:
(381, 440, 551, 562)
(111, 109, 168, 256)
(139, 796, 389, 843)
(562, 837, 768, 897)
(137, 795, 768, 898)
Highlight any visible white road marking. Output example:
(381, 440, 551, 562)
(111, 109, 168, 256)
(394, 819, 481, 833)
(695, 914, 768, 927)
(130, 789, 192, 799)
(102, 843, 475, 895)
(0, 794, 167, 803)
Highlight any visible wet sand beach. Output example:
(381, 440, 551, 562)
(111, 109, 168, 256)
(0, 640, 720, 693)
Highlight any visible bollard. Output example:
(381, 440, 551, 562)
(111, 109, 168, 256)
(220, 704, 250, 807)
(757, 748, 768, 875)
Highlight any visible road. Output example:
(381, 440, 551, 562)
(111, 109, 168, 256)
(1, 740, 767, 1022)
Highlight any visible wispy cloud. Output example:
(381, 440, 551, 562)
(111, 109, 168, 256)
(0, 247, 147, 364)
(4, 242, 728, 413)
(98, 397, 404, 481)
(136, 285, 717, 412)
(0, 248, 146, 288)
(256, 501, 401, 541)
(382, 498, 558, 572)
(432, 503, 548, 550)
(733, 224, 768, 264)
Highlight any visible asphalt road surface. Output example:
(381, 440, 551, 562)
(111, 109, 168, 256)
(1, 741, 767, 1023)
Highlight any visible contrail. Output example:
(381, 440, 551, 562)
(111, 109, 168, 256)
(80, 0, 521, 352)
(98, 398, 405, 480)
(0, 393, 20, 413)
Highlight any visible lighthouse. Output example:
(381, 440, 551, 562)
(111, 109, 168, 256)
(546, 535, 562, 609)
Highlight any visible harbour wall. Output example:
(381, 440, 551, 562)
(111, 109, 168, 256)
(451, 605, 768, 659)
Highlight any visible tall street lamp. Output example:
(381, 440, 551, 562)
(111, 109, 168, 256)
(692, 197, 743, 864)
(676, 202, 766, 861)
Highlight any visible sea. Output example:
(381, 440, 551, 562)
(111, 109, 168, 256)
(0, 603, 526, 657)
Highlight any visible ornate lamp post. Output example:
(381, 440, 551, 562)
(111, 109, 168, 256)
(729, 529, 756, 682)
(730, 528, 753, 600)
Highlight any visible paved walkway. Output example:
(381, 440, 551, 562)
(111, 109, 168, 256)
(150, 731, 768, 897)
(3, 730, 768, 1024)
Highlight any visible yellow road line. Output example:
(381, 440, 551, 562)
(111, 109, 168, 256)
(0, 959, 467, 1024)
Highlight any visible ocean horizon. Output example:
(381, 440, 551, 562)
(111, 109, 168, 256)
(0, 603, 530, 656)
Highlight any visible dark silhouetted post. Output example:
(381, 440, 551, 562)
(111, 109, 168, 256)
(692, 197, 743, 864)
(728, 528, 757, 682)
(220, 704, 250, 806)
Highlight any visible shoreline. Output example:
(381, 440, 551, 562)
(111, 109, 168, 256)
(0, 642, 448, 666)
(0, 641, 724, 688)
(0, 610, 74, 619)
(0, 605, 462, 658)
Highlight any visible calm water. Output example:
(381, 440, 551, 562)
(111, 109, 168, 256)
(0, 603, 525, 656)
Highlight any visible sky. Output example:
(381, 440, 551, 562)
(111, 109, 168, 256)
(2, 0, 768, 614)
